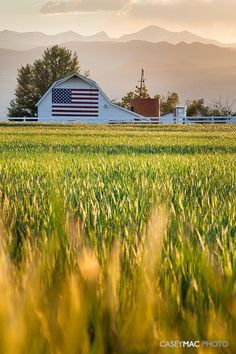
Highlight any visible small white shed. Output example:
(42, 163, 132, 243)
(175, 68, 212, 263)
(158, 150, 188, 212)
(36, 73, 143, 123)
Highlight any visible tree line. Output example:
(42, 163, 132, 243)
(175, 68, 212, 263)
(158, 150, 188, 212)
(115, 87, 235, 117)
(8, 45, 236, 117)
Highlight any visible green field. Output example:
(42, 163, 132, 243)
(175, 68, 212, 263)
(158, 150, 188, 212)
(0, 123, 235, 353)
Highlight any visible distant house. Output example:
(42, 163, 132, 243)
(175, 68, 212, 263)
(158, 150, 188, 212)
(36, 73, 143, 123)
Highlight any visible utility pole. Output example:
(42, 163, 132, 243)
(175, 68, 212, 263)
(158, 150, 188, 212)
(138, 69, 146, 98)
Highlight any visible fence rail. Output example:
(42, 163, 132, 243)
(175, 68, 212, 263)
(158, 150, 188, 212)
(4, 116, 236, 124)
(178, 116, 236, 124)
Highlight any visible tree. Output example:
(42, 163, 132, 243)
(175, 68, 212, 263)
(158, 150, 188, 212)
(116, 85, 150, 109)
(186, 97, 234, 117)
(186, 99, 210, 117)
(210, 97, 234, 116)
(134, 84, 150, 100)
(155, 91, 179, 115)
(8, 64, 35, 117)
(8, 45, 80, 117)
(116, 91, 136, 109)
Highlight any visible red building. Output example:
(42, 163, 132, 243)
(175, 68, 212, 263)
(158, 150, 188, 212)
(130, 98, 160, 118)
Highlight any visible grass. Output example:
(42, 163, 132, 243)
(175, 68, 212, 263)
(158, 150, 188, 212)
(0, 123, 235, 353)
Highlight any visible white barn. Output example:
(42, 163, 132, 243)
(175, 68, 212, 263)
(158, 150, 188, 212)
(36, 73, 143, 123)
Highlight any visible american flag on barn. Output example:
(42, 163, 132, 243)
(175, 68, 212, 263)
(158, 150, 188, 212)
(52, 88, 99, 117)
(36, 73, 143, 123)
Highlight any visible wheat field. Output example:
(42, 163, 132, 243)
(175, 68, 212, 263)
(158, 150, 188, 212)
(0, 123, 235, 353)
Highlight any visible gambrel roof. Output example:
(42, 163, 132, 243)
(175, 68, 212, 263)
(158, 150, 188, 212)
(36, 73, 142, 117)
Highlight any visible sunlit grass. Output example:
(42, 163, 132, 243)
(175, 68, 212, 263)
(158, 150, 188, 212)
(0, 124, 235, 353)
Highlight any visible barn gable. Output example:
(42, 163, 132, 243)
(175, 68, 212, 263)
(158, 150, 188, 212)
(36, 73, 142, 123)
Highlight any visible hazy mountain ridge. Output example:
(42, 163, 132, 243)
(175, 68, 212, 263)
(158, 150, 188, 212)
(1, 26, 236, 51)
(1, 41, 236, 117)
(118, 26, 223, 46)
(0, 29, 110, 50)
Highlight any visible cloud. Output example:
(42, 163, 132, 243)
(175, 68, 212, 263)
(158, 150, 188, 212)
(130, 0, 236, 25)
(40, 0, 236, 38)
(41, 0, 129, 14)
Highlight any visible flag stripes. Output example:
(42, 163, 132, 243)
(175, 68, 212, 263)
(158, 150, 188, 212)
(52, 88, 99, 117)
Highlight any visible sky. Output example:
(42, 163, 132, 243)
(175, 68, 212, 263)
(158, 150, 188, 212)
(1, 0, 236, 43)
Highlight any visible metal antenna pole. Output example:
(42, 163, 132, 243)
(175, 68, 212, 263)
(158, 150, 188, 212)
(138, 69, 146, 98)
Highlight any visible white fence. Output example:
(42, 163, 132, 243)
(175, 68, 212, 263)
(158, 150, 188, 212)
(135, 116, 236, 124)
(4, 116, 236, 124)
(176, 116, 236, 124)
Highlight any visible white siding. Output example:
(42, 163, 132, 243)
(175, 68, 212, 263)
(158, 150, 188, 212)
(38, 90, 52, 119)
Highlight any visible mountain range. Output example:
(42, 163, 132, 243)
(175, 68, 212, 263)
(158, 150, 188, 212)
(0, 26, 235, 51)
(1, 40, 236, 117)
(1, 26, 236, 117)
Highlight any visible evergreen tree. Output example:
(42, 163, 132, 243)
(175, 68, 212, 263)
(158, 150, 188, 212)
(8, 64, 35, 117)
(8, 46, 80, 117)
